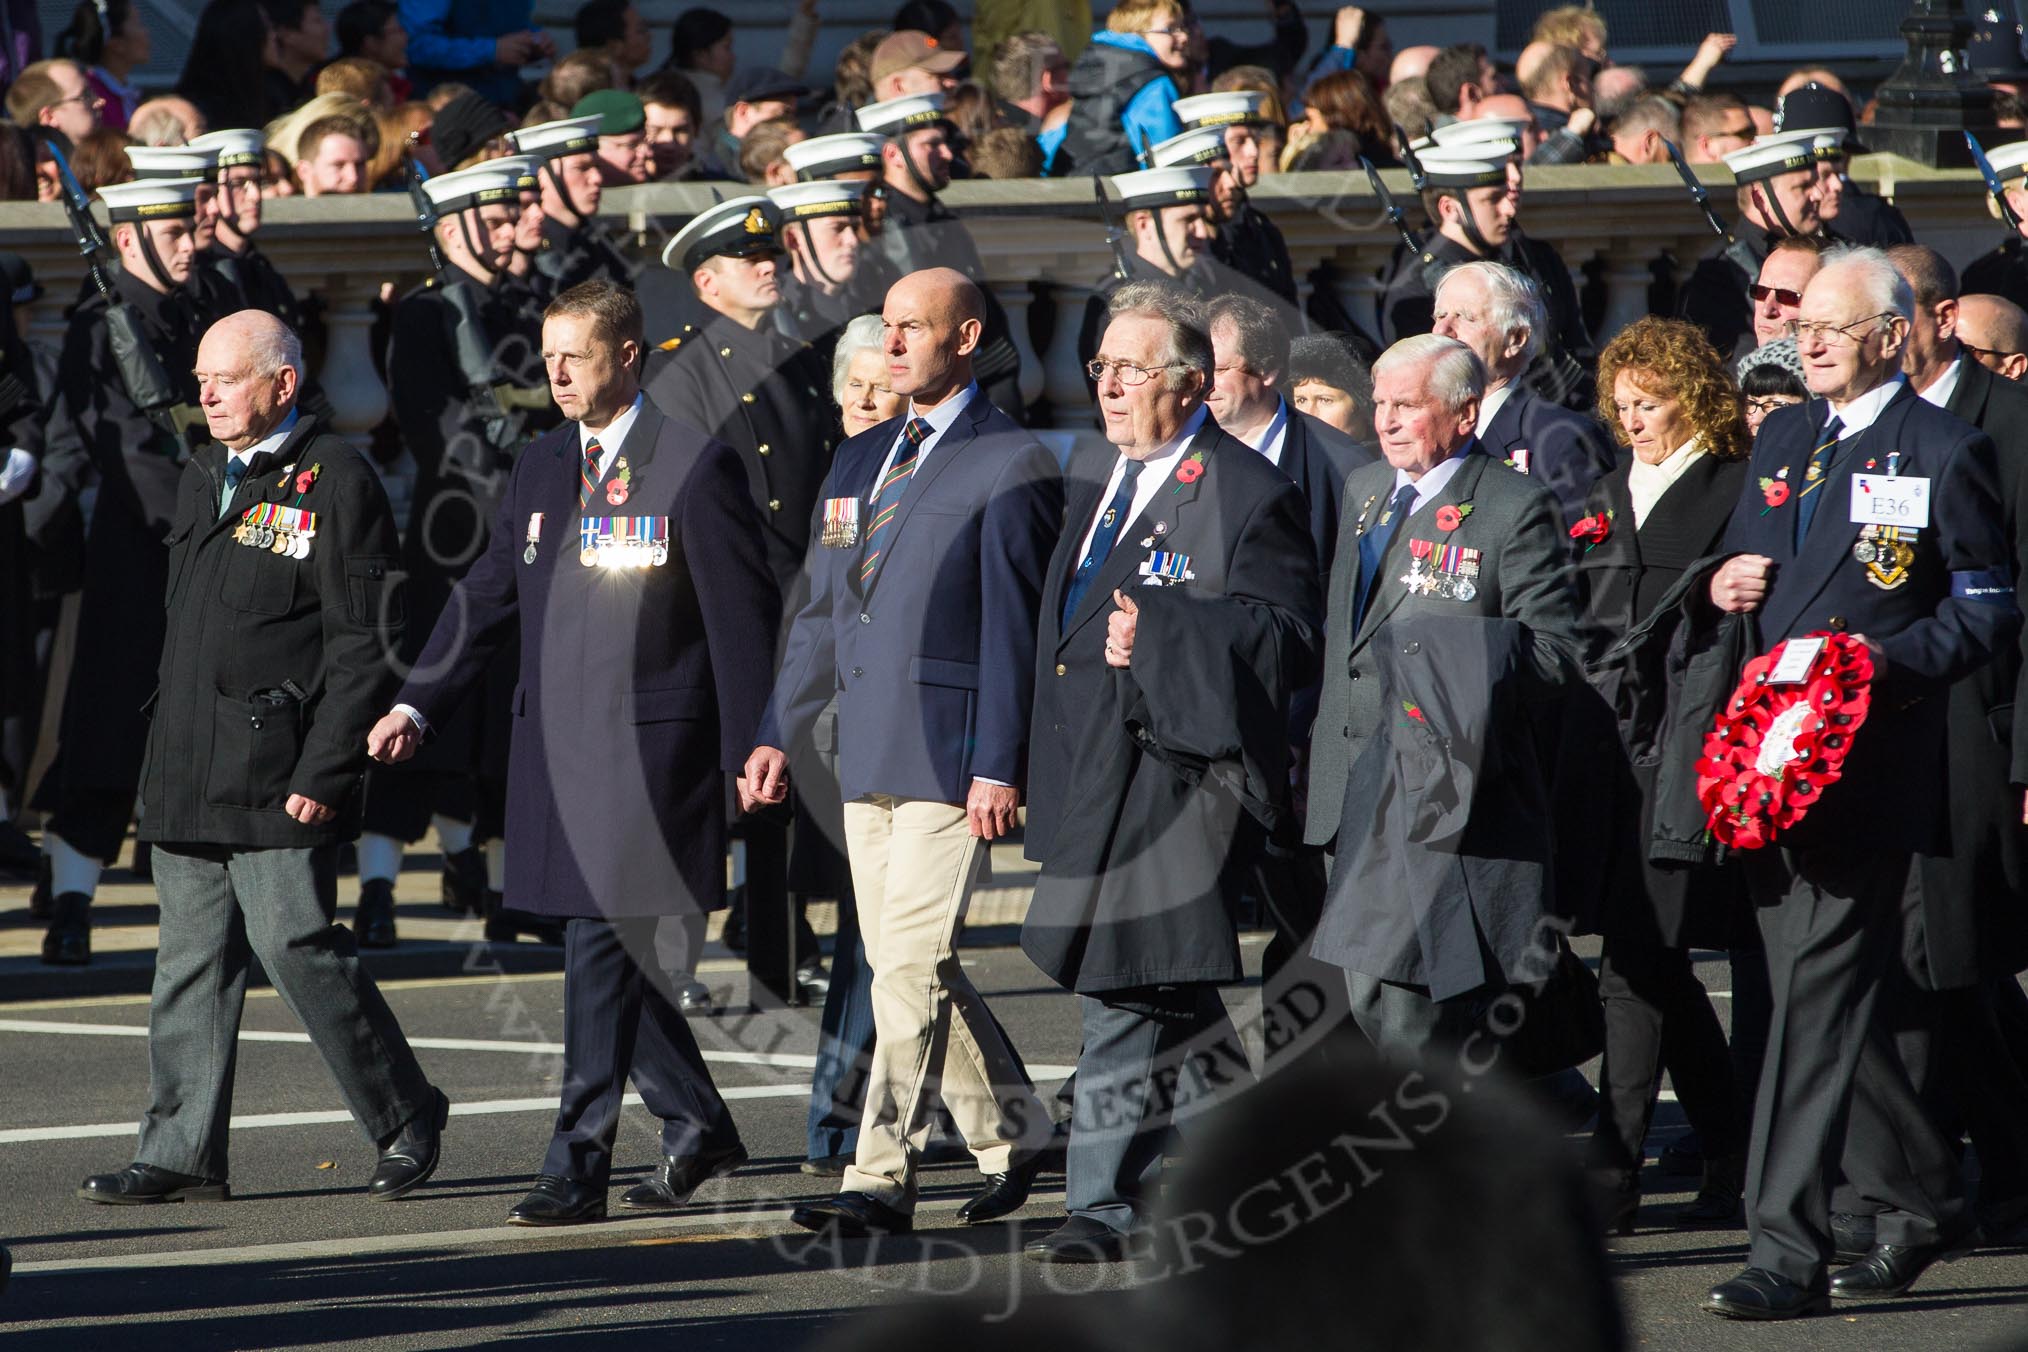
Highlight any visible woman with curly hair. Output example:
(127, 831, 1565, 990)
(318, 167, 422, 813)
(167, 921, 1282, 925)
(1580, 314, 1753, 1236)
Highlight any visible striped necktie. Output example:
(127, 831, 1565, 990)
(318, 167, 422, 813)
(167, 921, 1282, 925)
(860, 416, 932, 586)
(579, 436, 603, 510)
(1794, 417, 1843, 547)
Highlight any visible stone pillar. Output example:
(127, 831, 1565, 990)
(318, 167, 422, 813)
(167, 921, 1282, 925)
(1041, 278, 1096, 428)
(316, 275, 389, 446)
(991, 276, 1046, 413)
(1596, 244, 1659, 343)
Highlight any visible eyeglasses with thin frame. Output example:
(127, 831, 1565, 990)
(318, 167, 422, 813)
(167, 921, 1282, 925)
(1749, 283, 1802, 307)
(1088, 358, 1184, 386)
(1793, 312, 1899, 347)
(1962, 341, 2022, 362)
(1746, 395, 1803, 417)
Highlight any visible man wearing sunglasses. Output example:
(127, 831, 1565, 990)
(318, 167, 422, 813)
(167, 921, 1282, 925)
(1749, 237, 1826, 352)
(1957, 294, 2028, 382)
(1680, 137, 1827, 358)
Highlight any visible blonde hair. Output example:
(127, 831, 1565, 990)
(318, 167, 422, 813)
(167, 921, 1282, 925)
(1106, 0, 1184, 35)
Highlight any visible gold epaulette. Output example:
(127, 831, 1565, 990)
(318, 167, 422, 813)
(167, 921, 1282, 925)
(659, 337, 683, 350)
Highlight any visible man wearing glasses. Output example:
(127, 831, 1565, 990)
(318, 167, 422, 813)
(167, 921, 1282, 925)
(1748, 237, 1826, 352)
(1702, 246, 2015, 1319)
(1680, 138, 1827, 359)
(3, 59, 103, 145)
(189, 131, 307, 338)
(1680, 92, 1755, 166)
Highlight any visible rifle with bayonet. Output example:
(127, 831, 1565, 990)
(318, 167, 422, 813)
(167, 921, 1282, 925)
(1662, 138, 1730, 239)
(1360, 155, 1423, 253)
(1093, 173, 1135, 284)
(48, 139, 202, 459)
(1967, 130, 2023, 235)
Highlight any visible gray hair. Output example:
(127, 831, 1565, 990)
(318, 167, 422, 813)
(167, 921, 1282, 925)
(1613, 94, 1680, 143)
(1373, 333, 1485, 412)
(229, 309, 303, 379)
(1108, 280, 1213, 391)
(830, 312, 887, 404)
(1818, 244, 1915, 325)
(1435, 260, 1545, 366)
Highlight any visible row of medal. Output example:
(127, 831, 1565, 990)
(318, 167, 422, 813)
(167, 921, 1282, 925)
(1853, 523, 1914, 591)
(233, 503, 317, 559)
(1401, 539, 1482, 602)
(578, 514, 670, 569)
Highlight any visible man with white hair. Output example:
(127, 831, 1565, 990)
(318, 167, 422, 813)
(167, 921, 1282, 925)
(1432, 260, 1619, 528)
(1305, 333, 1589, 1050)
(78, 309, 448, 1207)
(1703, 246, 2015, 1319)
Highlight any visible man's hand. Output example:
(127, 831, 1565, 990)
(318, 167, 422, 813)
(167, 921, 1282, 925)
(2021, 788, 2027, 826)
(285, 794, 335, 825)
(1568, 107, 1597, 138)
(1332, 6, 1368, 50)
(1680, 32, 1737, 88)
(967, 780, 1019, 840)
(495, 30, 543, 65)
(1106, 589, 1139, 668)
(1710, 555, 1772, 613)
(367, 710, 421, 763)
(741, 746, 790, 812)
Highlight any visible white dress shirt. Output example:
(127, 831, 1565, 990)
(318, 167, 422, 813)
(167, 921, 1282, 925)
(1627, 438, 1706, 529)
(1387, 439, 1476, 519)
(1916, 356, 1963, 411)
(1823, 373, 1906, 437)
(1236, 398, 1289, 468)
(1075, 405, 1209, 563)
(218, 408, 301, 515)
(1477, 381, 1517, 438)
(580, 393, 644, 479)
(871, 381, 978, 490)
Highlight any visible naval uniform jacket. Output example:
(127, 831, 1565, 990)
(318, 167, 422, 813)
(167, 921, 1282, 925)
(1716, 385, 2019, 856)
(394, 400, 780, 919)
(141, 420, 402, 848)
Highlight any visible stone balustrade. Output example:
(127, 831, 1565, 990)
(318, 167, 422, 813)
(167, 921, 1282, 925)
(0, 157, 2003, 446)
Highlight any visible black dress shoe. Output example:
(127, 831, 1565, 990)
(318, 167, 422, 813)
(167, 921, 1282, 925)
(959, 1155, 1039, 1225)
(356, 878, 397, 948)
(1672, 1155, 1744, 1228)
(41, 892, 91, 966)
(675, 980, 713, 1014)
(368, 1088, 448, 1200)
(1659, 1132, 1704, 1178)
(620, 1142, 748, 1211)
(796, 957, 831, 1001)
(801, 1154, 850, 1178)
(0, 820, 40, 875)
(508, 1175, 608, 1226)
(78, 1163, 230, 1205)
(789, 1190, 912, 1237)
(1703, 1267, 1830, 1320)
(1831, 1230, 1980, 1299)
(27, 854, 52, 918)
(440, 846, 486, 914)
(1024, 1215, 1135, 1264)
(1831, 1211, 1878, 1264)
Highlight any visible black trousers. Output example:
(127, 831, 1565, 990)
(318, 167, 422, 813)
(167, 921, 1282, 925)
(541, 916, 739, 1185)
(1591, 928, 1742, 1189)
(1742, 846, 1967, 1283)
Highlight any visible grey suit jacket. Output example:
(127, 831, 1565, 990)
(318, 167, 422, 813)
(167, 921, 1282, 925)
(1305, 447, 1590, 848)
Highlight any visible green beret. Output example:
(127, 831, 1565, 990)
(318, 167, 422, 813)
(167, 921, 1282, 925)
(572, 89, 645, 137)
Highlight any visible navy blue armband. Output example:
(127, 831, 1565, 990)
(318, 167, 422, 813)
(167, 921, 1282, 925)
(1952, 569, 2014, 602)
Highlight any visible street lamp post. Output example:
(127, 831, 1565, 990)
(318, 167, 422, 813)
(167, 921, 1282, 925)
(1867, 0, 2001, 166)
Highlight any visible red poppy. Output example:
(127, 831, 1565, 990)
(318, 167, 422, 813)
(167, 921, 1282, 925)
(1434, 504, 1464, 532)
(1401, 700, 1426, 723)
(1175, 458, 1204, 485)
(606, 480, 629, 506)
(1762, 479, 1791, 508)
(295, 470, 316, 495)
(1569, 511, 1611, 545)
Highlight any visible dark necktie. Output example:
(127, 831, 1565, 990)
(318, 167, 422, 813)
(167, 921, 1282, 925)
(1355, 482, 1422, 631)
(579, 435, 602, 510)
(1794, 416, 1844, 547)
(1061, 457, 1146, 628)
(860, 416, 933, 587)
(224, 456, 252, 495)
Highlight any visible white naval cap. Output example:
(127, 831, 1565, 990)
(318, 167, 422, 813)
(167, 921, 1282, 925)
(1414, 146, 1510, 189)
(1428, 117, 1528, 159)
(1774, 126, 1851, 160)
(784, 132, 887, 180)
(661, 194, 782, 273)
(768, 177, 870, 221)
(125, 144, 220, 180)
(506, 115, 602, 161)
(97, 176, 204, 221)
(1984, 139, 2028, 183)
(1172, 90, 1268, 130)
(1109, 164, 1215, 212)
(420, 162, 523, 214)
(491, 153, 542, 192)
(856, 92, 948, 138)
(187, 128, 265, 169)
(1145, 125, 1230, 169)
(1723, 137, 1817, 185)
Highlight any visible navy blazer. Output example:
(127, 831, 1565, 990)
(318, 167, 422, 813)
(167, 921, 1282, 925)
(1477, 383, 1623, 531)
(759, 389, 1064, 804)
(1720, 383, 2019, 852)
(1277, 405, 1375, 577)
(396, 399, 779, 919)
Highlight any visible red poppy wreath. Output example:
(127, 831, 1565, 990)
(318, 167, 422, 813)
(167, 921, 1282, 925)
(1693, 632, 1873, 851)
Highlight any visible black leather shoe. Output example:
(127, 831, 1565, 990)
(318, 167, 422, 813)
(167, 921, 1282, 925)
(801, 1154, 850, 1177)
(78, 1163, 230, 1205)
(368, 1089, 448, 1200)
(1024, 1215, 1135, 1263)
(508, 1175, 607, 1225)
(789, 1191, 912, 1237)
(27, 854, 51, 918)
(1831, 1231, 1980, 1299)
(675, 980, 713, 1014)
(440, 846, 486, 914)
(1831, 1211, 1878, 1264)
(1672, 1155, 1744, 1228)
(796, 958, 831, 1001)
(620, 1142, 748, 1211)
(1703, 1267, 1830, 1320)
(356, 879, 397, 948)
(1659, 1132, 1704, 1178)
(41, 892, 91, 966)
(959, 1155, 1039, 1225)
